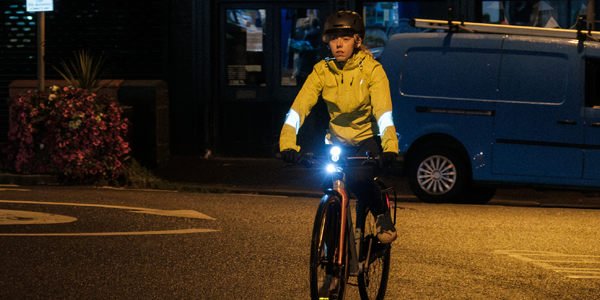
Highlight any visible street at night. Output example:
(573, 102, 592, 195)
(4, 2, 600, 299)
(1, 186, 599, 299)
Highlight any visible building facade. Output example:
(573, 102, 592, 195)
(1, 0, 597, 159)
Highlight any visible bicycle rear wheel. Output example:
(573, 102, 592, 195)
(357, 209, 391, 300)
(310, 194, 348, 300)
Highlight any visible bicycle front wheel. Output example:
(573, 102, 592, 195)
(310, 194, 348, 300)
(358, 209, 391, 300)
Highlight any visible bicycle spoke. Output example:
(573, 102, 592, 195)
(358, 210, 391, 299)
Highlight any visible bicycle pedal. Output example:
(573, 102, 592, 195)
(369, 245, 390, 264)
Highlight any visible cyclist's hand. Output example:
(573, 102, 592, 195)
(381, 152, 398, 166)
(281, 149, 299, 164)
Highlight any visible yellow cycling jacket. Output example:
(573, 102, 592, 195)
(280, 50, 399, 154)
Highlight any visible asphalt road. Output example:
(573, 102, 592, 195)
(1, 186, 599, 299)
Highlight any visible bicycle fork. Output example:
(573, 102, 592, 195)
(333, 179, 397, 278)
(332, 178, 362, 277)
(331, 177, 397, 278)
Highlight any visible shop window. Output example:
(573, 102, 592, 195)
(481, 1, 591, 29)
(280, 9, 322, 87)
(362, 1, 447, 59)
(225, 9, 266, 86)
(2, 4, 36, 49)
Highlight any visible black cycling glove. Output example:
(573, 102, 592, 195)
(381, 152, 398, 166)
(281, 149, 299, 164)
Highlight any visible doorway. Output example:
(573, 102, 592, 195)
(217, 3, 329, 157)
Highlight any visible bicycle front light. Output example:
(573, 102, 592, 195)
(326, 164, 337, 173)
(330, 146, 341, 162)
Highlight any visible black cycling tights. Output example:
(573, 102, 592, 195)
(339, 137, 386, 217)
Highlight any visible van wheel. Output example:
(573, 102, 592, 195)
(407, 147, 469, 203)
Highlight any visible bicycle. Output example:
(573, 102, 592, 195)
(290, 146, 397, 300)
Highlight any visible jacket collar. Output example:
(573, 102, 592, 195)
(325, 50, 367, 73)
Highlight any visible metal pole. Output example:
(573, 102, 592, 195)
(588, 0, 595, 31)
(37, 11, 45, 92)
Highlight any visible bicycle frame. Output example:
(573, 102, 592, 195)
(325, 156, 396, 278)
(306, 146, 397, 299)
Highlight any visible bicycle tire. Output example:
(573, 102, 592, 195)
(357, 208, 391, 300)
(310, 194, 348, 300)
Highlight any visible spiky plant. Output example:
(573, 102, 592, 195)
(52, 50, 109, 93)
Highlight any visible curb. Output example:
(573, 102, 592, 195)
(174, 183, 422, 203)
(0, 174, 58, 186)
(175, 184, 324, 198)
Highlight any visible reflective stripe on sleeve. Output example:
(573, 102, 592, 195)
(377, 111, 394, 136)
(284, 109, 301, 134)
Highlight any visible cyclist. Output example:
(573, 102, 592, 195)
(279, 10, 398, 244)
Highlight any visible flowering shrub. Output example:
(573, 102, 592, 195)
(2, 86, 130, 182)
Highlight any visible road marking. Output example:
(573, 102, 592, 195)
(0, 209, 77, 225)
(0, 200, 219, 236)
(0, 200, 215, 220)
(495, 250, 600, 279)
(0, 228, 218, 236)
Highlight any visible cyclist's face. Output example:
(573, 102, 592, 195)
(328, 33, 360, 62)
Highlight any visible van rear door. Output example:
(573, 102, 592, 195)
(583, 44, 600, 180)
(492, 36, 584, 178)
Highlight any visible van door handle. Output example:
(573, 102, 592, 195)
(590, 123, 600, 127)
(557, 120, 577, 125)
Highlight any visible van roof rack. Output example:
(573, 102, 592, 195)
(410, 18, 600, 42)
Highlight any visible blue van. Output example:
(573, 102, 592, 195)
(379, 20, 600, 203)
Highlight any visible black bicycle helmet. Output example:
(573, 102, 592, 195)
(322, 11, 365, 41)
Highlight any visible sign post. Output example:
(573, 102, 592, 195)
(26, 0, 53, 92)
(588, 0, 595, 32)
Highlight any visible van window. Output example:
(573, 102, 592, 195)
(400, 47, 501, 100)
(586, 58, 600, 108)
(499, 50, 569, 104)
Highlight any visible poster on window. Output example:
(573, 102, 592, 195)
(246, 26, 263, 52)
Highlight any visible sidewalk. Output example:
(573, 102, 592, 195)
(155, 156, 600, 209)
(152, 156, 413, 200)
(3, 155, 600, 209)
(152, 156, 327, 198)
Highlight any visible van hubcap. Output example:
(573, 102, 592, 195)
(417, 155, 457, 195)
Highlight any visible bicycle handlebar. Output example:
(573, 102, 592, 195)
(275, 151, 401, 167)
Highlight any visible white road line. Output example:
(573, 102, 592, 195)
(0, 200, 216, 220)
(0, 209, 77, 225)
(496, 250, 600, 279)
(0, 200, 219, 236)
(0, 228, 218, 236)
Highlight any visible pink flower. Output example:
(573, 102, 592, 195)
(5, 89, 130, 180)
